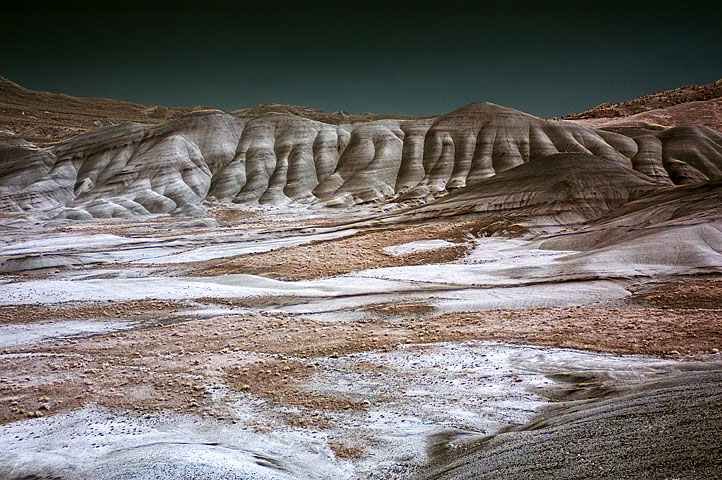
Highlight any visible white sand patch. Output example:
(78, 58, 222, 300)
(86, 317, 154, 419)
(276, 280, 630, 322)
(2, 235, 708, 314)
(0, 320, 133, 347)
(0, 341, 681, 479)
(0, 228, 357, 273)
(0, 239, 594, 307)
(383, 239, 456, 256)
(0, 234, 154, 255)
(1, 273, 627, 312)
(0, 406, 350, 480)
(355, 238, 578, 286)
(0, 274, 413, 305)
(143, 228, 356, 264)
(428, 281, 630, 311)
(303, 341, 678, 475)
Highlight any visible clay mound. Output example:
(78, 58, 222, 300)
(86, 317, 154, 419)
(504, 179, 722, 280)
(0, 111, 240, 219)
(538, 178, 722, 251)
(0, 253, 91, 274)
(326, 103, 721, 206)
(627, 125, 722, 184)
(0, 139, 57, 193)
(0, 140, 63, 214)
(395, 102, 635, 203)
(387, 153, 660, 227)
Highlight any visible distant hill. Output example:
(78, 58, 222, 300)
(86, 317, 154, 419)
(3, 75, 721, 147)
(2, 76, 722, 229)
(0, 76, 202, 145)
(231, 102, 421, 125)
(0, 76, 420, 145)
(563, 79, 722, 132)
(2, 99, 721, 223)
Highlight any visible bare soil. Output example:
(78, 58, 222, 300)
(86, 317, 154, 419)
(630, 277, 722, 309)
(1, 278, 720, 427)
(562, 78, 722, 133)
(52, 211, 309, 237)
(186, 221, 484, 280)
(328, 442, 365, 459)
(0, 76, 197, 145)
(0, 299, 189, 325)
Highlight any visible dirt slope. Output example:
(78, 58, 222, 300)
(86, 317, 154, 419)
(0, 76, 420, 146)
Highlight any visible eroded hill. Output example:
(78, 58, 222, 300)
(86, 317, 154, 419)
(2, 96, 721, 225)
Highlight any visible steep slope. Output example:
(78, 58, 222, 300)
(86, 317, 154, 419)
(421, 367, 722, 480)
(537, 178, 722, 251)
(393, 103, 637, 203)
(0, 111, 243, 218)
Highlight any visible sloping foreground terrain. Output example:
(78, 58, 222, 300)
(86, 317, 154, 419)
(422, 366, 722, 479)
(0, 79, 721, 479)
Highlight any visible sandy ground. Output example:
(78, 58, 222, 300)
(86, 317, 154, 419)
(1, 276, 720, 425)
(1, 338, 705, 480)
(184, 221, 481, 280)
(0, 216, 721, 478)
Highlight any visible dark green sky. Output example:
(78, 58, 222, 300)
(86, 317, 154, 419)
(2, 0, 721, 118)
